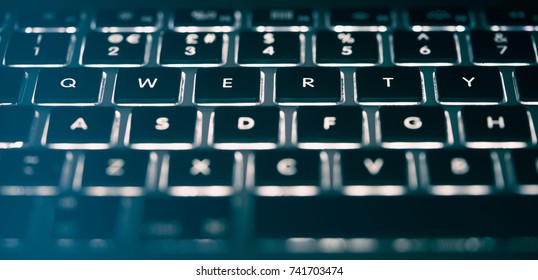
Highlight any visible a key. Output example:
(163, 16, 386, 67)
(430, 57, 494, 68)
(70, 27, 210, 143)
(4, 33, 72, 65)
(407, 8, 469, 27)
(296, 106, 362, 145)
(255, 150, 320, 187)
(95, 9, 158, 30)
(0, 197, 33, 240)
(379, 106, 447, 145)
(34, 68, 103, 104)
(515, 66, 538, 102)
(0, 149, 66, 186)
(470, 31, 536, 64)
(252, 9, 312, 28)
(212, 107, 279, 147)
(427, 149, 494, 186)
(340, 150, 408, 187)
(141, 197, 231, 239)
(355, 67, 423, 103)
(53, 196, 120, 240)
(0, 106, 35, 144)
(237, 32, 302, 65)
(159, 32, 225, 65)
(114, 68, 182, 104)
(315, 31, 379, 64)
(173, 9, 236, 29)
(0, 68, 26, 104)
(46, 107, 115, 145)
(275, 67, 342, 103)
(128, 107, 197, 146)
(254, 196, 538, 238)
(392, 31, 458, 64)
(194, 68, 260, 104)
(485, 9, 538, 26)
(81, 150, 150, 187)
(329, 9, 392, 27)
(16, 10, 80, 30)
(461, 106, 531, 144)
(82, 32, 147, 65)
(435, 67, 504, 103)
(511, 149, 538, 186)
(167, 150, 235, 186)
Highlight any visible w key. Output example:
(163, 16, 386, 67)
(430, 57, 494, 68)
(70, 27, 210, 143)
(393, 31, 458, 64)
(114, 68, 182, 104)
(470, 31, 536, 64)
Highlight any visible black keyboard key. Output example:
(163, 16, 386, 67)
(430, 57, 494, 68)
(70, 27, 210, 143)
(34, 68, 103, 104)
(470, 31, 536, 64)
(427, 149, 494, 186)
(95, 9, 158, 29)
(0, 68, 25, 104)
(515, 66, 538, 102)
(195, 68, 260, 104)
(16, 10, 80, 29)
(0, 149, 66, 186)
(255, 150, 320, 186)
(46, 107, 115, 145)
(82, 32, 147, 65)
(0, 196, 33, 239)
(485, 9, 538, 26)
(213, 107, 279, 147)
(142, 197, 231, 239)
(379, 106, 447, 145)
(340, 150, 407, 186)
(173, 9, 236, 28)
(0, 11, 5, 30)
(4, 33, 72, 65)
(355, 67, 423, 103)
(159, 32, 225, 65)
(53, 196, 120, 239)
(407, 8, 469, 26)
(167, 150, 235, 186)
(237, 32, 301, 65)
(114, 68, 182, 104)
(129, 107, 197, 146)
(461, 106, 531, 143)
(329, 9, 391, 27)
(393, 31, 458, 64)
(275, 67, 341, 103)
(254, 196, 538, 238)
(315, 31, 379, 64)
(252, 9, 312, 27)
(435, 67, 504, 103)
(81, 150, 150, 187)
(297, 107, 362, 145)
(512, 149, 538, 186)
(0, 106, 35, 144)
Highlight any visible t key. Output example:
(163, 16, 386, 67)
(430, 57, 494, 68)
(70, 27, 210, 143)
(355, 67, 423, 103)
(237, 32, 302, 65)
(392, 31, 458, 64)
(82, 32, 147, 65)
(275, 67, 342, 103)
(4, 33, 72, 65)
(470, 31, 536, 64)
(435, 67, 504, 103)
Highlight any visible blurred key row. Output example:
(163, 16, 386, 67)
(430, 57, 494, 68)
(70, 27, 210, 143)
(1, 31, 537, 65)
(1, 9, 538, 31)
(1, 148, 538, 195)
(3, 67, 538, 104)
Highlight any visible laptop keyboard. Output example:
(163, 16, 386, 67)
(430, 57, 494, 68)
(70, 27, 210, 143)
(1, 7, 538, 258)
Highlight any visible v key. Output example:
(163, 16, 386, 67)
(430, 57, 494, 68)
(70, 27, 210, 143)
(341, 150, 407, 186)
(363, 158, 384, 175)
